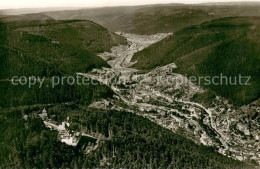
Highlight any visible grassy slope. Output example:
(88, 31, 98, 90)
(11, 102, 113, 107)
(132, 17, 260, 105)
(0, 104, 249, 168)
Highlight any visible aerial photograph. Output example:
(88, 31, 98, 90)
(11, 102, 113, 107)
(0, 0, 259, 168)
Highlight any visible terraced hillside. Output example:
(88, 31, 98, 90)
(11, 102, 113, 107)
(132, 17, 260, 105)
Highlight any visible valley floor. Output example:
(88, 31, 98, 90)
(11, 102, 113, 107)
(78, 32, 260, 165)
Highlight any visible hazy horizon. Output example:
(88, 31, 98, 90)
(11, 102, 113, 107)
(1, 0, 260, 10)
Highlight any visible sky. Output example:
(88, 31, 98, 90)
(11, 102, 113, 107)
(1, 0, 259, 9)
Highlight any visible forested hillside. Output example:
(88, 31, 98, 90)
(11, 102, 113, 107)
(0, 20, 126, 107)
(0, 4, 259, 168)
(132, 17, 260, 105)
(0, 80, 113, 108)
(0, 13, 53, 22)
(42, 4, 260, 34)
(0, 20, 126, 78)
(0, 104, 248, 168)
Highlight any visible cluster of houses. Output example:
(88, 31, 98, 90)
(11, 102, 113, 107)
(38, 108, 100, 149)
(39, 109, 79, 146)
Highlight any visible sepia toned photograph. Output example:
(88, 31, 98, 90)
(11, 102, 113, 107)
(0, 0, 259, 168)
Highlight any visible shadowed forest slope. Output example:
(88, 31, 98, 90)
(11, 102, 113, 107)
(0, 20, 126, 107)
